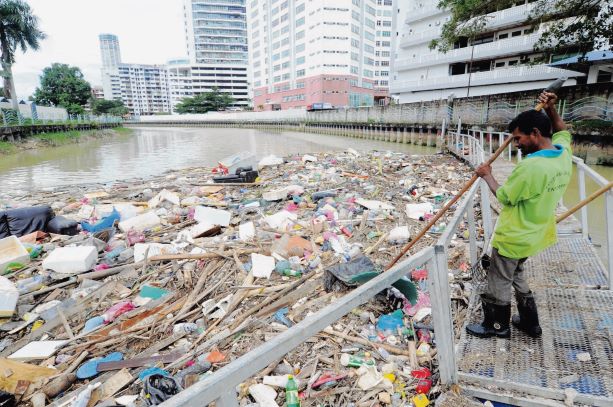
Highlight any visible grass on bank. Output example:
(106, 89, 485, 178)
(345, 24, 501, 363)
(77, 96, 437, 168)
(0, 140, 16, 154)
(34, 130, 83, 145)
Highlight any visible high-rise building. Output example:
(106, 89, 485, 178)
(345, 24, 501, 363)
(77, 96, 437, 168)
(99, 34, 122, 69)
(373, 0, 393, 105)
(99, 34, 123, 101)
(98, 34, 172, 115)
(179, 0, 250, 108)
(390, 0, 583, 103)
(249, 0, 388, 111)
(91, 86, 105, 100)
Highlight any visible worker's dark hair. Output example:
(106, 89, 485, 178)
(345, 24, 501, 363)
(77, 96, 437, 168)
(508, 109, 552, 138)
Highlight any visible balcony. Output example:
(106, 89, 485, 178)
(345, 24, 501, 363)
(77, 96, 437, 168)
(394, 32, 541, 71)
(404, 5, 448, 24)
(399, 27, 441, 49)
(390, 65, 582, 93)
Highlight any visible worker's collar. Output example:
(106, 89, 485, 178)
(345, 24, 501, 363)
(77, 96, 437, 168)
(525, 144, 564, 159)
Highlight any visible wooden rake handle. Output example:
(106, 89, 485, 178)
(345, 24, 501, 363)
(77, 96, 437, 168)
(556, 181, 613, 224)
(386, 133, 515, 270)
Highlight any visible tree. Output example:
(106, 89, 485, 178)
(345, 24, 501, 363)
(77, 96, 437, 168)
(33, 63, 91, 115)
(174, 88, 235, 114)
(91, 99, 128, 116)
(430, 0, 611, 58)
(0, 0, 46, 113)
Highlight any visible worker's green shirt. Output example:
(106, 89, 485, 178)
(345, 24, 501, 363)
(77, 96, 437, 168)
(492, 130, 573, 259)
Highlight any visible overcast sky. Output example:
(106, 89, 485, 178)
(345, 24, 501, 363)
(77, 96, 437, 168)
(13, 0, 186, 99)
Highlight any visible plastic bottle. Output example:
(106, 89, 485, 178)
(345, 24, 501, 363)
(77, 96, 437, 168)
(340, 352, 375, 367)
(281, 269, 302, 277)
(16, 275, 44, 295)
(286, 374, 300, 407)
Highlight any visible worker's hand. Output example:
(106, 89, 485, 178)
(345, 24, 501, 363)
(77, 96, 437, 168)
(538, 91, 558, 110)
(475, 163, 492, 178)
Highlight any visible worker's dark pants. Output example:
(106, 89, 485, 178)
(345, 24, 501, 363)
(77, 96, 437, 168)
(486, 248, 531, 305)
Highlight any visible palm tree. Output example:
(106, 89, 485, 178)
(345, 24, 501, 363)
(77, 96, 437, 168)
(0, 0, 45, 113)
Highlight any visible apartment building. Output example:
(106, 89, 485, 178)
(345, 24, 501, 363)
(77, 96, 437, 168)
(390, 0, 583, 103)
(167, 60, 249, 110)
(249, 0, 391, 111)
(117, 64, 172, 115)
(98, 34, 172, 115)
(181, 0, 250, 108)
(373, 0, 393, 105)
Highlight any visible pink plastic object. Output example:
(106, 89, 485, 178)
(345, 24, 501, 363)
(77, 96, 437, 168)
(412, 268, 428, 280)
(404, 290, 431, 317)
(95, 264, 110, 271)
(127, 230, 146, 246)
(103, 300, 136, 323)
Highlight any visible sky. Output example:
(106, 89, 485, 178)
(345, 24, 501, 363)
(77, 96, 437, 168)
(13, 0, 186, 99)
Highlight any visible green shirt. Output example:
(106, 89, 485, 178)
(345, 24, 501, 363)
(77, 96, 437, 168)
(492, 130, 573, 259)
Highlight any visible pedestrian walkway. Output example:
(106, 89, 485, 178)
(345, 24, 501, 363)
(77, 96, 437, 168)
(457, 156, 613, 406)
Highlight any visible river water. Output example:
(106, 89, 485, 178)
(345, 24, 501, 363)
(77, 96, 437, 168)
(0, 126, 611, 259)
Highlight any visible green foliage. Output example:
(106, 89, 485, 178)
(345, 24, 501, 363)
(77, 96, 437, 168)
(174, 88, 235, 114)
(0, 0, 46, 98)
(430, 0, 612, 58)
(33, 63, 91, 114)
(91, 99, 128, 116)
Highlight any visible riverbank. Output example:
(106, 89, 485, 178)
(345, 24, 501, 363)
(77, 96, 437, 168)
(0, 126, 132, 155)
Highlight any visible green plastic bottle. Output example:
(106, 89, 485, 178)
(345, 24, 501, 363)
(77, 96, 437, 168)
(286, 375, 300, 407)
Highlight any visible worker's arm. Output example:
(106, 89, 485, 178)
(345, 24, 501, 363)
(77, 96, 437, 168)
(475, 164, 500, 195)
(538, 91, 566, 132)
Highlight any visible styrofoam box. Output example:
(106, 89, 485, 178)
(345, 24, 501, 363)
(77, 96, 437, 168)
(118, 211, 161, 233)
(42, 246, 98, 274)
(0, 235, 30, 274)
(0, 276, 18, 317)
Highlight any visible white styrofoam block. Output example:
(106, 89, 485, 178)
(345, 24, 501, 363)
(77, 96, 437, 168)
(42, 246, 98, 274)
(133, 243, 176, 263)
(0, 235, 30, 274)
(194, 206, 231, 227)
(118, 211, 161, 233)
(239, 222, 256, 241)
(406, 203, 434, 220)
(8, 340, 67, 361)
(251, 253, 275, 279)
(0, 276, 18, 317)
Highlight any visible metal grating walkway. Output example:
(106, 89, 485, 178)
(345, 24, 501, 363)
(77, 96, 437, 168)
(523, 237, 609, 289)
(457, 237, 613, 406)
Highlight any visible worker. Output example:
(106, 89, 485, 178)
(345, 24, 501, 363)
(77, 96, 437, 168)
(466, 90, 572, 339)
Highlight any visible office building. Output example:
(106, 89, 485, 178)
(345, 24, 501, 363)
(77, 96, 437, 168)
(180, 0, 250, 108)
(249, 0, 389, 111)
(390, 0, 583, 103)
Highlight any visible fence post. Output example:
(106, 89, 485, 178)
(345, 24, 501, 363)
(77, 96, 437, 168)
(427, 246, 458, 384)
(577, 166, 589, 239)
(606, 190, 613, 290)
(467, 196, 478, 267)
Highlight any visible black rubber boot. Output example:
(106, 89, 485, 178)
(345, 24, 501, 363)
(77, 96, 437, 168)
(512, 291, 542, 338)
(466, 295, 511, 338)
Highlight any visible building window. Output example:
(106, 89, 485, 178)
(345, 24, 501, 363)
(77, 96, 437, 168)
(296, 69, 305, 77)
(296, 16, 305, 26)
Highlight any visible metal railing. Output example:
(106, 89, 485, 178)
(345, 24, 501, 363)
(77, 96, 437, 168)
(159, 122, 611, 406)
(0, 109, 122, 127)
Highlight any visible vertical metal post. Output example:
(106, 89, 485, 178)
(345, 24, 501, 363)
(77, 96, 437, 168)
(427, 247, 458, 384)
(467, 196, 478, 267)
(480, 180, 493, 245)
(606, 190, 613, 290)
(577, 166, 589, 239)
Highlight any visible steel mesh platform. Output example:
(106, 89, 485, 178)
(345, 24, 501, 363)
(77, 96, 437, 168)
(523, 237, 609, 289)
(458, 257, 613, 405)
